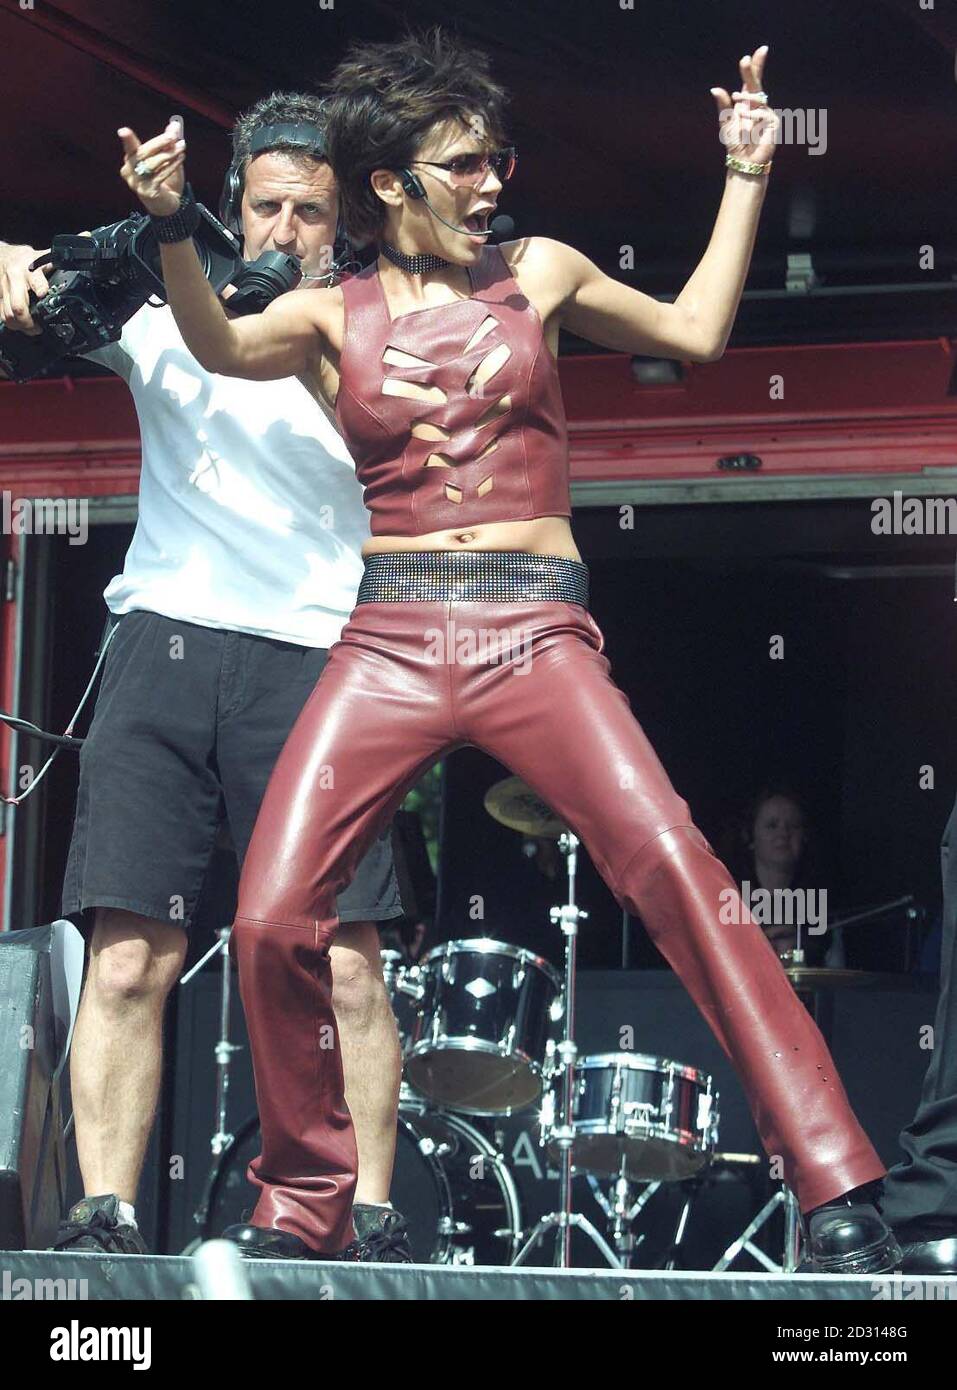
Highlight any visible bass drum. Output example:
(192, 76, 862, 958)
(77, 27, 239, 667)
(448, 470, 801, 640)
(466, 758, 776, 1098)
(392, 1097, 523, 1265)
(200, 1101, 522, 1267)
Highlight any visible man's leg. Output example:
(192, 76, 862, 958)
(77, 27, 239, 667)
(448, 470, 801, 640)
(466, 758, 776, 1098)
(58, 611, 232, 1250)
(71, 909, 187, 1201)
(330, 923, 402, 1204)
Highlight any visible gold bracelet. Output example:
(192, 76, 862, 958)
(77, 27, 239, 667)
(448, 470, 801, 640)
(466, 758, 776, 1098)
(726, 154, 772, 177)
(726, 153, 772, 176)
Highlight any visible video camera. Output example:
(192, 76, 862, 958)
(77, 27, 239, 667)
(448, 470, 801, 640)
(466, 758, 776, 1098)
(0, 200, 302, 383)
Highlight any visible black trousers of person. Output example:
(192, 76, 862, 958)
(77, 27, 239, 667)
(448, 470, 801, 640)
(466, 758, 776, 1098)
(881, 793, 957, 1236)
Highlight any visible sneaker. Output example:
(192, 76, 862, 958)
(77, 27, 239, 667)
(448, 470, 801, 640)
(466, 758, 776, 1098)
(352, 1204, 414, 1263)
(49, 1195, 148, 1255)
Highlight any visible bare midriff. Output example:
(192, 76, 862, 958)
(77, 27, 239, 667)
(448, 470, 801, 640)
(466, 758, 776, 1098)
(361, 515, 581, 562)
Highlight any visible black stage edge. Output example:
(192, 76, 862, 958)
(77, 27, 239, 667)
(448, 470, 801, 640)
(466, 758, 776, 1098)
(3, 1251, 956, 1301)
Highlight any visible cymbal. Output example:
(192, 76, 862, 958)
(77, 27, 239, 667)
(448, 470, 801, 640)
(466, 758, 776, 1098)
(784, 967, 935, 992)
(484, 776, 568, 837)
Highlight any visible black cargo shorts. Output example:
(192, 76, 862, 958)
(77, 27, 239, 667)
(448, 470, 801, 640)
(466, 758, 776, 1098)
(62, 610, 404, 933)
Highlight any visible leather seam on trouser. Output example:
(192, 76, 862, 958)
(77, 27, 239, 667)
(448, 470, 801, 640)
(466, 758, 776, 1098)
(235, 914, 338, 951)
(233, 913, 323, 934)
(610, 823, 702, 899)
(445, 599, 460, 738)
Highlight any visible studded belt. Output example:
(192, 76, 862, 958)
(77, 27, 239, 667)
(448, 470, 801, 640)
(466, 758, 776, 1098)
(355, 550, 590, 606)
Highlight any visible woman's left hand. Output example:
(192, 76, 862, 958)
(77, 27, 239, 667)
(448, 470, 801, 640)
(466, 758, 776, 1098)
(710, 46, 779, 166)
(118, 116, 186, 217)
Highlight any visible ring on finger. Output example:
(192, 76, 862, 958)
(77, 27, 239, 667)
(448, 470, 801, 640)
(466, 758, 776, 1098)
(133, 158, 153, 177)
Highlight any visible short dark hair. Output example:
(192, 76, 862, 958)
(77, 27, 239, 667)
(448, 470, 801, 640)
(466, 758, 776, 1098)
(230, 90, 330, 180)
(322, 26, 509, 244)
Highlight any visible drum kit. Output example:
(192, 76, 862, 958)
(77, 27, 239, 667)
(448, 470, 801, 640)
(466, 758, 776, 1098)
(185, 778, 921, 1269)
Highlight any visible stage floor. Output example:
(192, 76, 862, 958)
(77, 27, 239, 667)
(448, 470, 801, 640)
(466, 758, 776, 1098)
(3, 1250, 955, 1301)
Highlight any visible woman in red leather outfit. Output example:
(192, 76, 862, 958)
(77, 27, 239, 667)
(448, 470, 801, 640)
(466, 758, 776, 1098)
(120, 29, 899, 1272)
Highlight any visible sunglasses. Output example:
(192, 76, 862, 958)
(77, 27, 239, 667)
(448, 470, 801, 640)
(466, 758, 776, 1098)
(410, 146, 517, 188)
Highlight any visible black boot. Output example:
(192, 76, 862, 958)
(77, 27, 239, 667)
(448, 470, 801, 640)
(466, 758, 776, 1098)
(801, 1181, 902, 1275)
(892, 1224, 957, 1275)
(220, 1222, 359, 1261)
(49, 1194, 148, 1255)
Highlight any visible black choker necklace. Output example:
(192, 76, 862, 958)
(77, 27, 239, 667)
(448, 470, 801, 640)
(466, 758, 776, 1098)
(380, 241, 450, 274)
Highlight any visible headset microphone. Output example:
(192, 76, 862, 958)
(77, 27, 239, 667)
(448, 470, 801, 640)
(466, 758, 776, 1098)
(415, 196, 516, 243)
(398, 169, 514, 243)
(416, 195, 493, 239)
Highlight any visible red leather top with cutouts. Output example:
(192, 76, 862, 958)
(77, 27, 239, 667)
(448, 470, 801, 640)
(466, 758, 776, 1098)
(334, 245, 572, 536)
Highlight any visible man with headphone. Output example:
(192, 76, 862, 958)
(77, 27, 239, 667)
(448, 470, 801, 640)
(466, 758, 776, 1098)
(0, 92, 412, 1262)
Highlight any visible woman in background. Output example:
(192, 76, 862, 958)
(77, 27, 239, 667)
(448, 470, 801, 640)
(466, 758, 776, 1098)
(724, 787, 844, 969)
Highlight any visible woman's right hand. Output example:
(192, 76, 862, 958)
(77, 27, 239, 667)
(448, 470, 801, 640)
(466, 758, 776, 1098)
(118, 116, 186, 217)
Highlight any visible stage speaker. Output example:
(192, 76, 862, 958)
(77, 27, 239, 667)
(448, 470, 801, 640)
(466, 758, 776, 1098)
(0, 926, 69, 1249)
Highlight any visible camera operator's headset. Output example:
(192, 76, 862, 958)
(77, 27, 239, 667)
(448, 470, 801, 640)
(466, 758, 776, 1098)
(219, 121, 354, 280)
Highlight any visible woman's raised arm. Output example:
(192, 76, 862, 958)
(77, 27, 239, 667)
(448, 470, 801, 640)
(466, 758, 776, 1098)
(117, 119, 327, 379)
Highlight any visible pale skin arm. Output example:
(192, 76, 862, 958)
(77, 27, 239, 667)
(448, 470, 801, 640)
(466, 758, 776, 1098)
(552, 45, 777, 364)
(153, 236, 326, 378)
(116, 120, 328, 379)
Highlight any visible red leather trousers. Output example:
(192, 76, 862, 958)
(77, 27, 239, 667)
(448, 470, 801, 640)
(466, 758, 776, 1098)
(232, 599, 885, 1252)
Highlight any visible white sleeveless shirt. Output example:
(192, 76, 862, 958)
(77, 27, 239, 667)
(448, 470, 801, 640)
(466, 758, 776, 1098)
(85, 301, 369, 648)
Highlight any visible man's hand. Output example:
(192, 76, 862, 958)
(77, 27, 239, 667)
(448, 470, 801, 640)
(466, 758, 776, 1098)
(118, 116, 186, 217)
(0, 243, 54, 335)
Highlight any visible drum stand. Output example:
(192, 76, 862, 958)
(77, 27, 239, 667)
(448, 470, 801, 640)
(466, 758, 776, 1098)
(512, 831, 620, 1269)
(585, 1165, 658, 1266)
(179, 925, 244, 1247)
(712, 1181, 802, 1273)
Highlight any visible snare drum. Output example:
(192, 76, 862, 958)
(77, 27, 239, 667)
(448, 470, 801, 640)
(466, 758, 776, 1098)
(405, 938, 562, 1116)
(545, 1052, 719, 1181)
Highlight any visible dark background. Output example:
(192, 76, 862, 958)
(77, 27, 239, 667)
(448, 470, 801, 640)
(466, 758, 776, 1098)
(1, 0, 955, 348)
